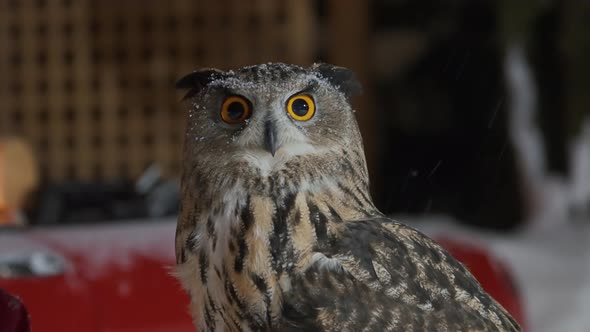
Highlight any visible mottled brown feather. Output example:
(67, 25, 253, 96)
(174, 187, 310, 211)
(175, 63, 521, 332)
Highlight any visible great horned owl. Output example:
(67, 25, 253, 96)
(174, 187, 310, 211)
(175, 63, 520, 332)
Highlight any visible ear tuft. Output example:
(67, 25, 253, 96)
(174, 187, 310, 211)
(176, 68, 225, 100)
(312, 63, 362, 98)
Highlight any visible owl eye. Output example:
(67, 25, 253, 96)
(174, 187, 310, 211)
(221, 96, 251, 124)
(286, 94, 315, 121)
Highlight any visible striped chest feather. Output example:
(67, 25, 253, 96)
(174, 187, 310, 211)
(176, 178, 376, 332)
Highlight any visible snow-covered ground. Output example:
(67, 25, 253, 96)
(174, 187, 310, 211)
(407, 215, 590, 332)
(445, 44, 590, 331)
(390, 43, 590, 332)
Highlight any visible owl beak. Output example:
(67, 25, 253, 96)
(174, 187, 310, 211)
(264, 120, 280, 157)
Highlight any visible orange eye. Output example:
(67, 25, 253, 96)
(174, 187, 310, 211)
(286, 94, 315, 121)
(220, 96, 251, 124)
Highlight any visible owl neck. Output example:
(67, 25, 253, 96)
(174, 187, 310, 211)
(201, 161, 378, 227)
(199, 170, 380, 269)
(178, 159, 380, 330)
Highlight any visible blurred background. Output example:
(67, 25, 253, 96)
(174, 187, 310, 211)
(1, 1, 590, 331)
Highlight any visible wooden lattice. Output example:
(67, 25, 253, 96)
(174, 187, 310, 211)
(0, 0, 315, 181)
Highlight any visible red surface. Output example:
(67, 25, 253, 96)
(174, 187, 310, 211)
(436, 237, 526, 330)
(1, 220, 524, 331)
(0, 221, 194, 332)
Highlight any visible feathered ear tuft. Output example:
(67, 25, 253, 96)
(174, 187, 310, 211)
(312, 63, 362, 98)
(176, 68, 225, 100)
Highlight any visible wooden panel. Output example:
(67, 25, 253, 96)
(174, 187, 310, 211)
(1, 0, 315, 182)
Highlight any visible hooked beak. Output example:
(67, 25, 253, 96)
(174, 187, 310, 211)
(264, 120, 280, 156)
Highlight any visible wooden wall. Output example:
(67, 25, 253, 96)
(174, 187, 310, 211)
(0, 0, 317, 181)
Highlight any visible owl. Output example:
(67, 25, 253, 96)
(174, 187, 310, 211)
(174, 63, 520, 332)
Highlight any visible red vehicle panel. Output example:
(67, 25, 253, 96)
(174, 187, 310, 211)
(1, 220, 524, 331)
(0, 220, 194, 332)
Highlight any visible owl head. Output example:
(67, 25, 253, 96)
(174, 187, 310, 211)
(177, 63, 366, 194)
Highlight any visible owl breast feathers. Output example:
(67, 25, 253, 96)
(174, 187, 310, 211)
(174, 63, 521, 332)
